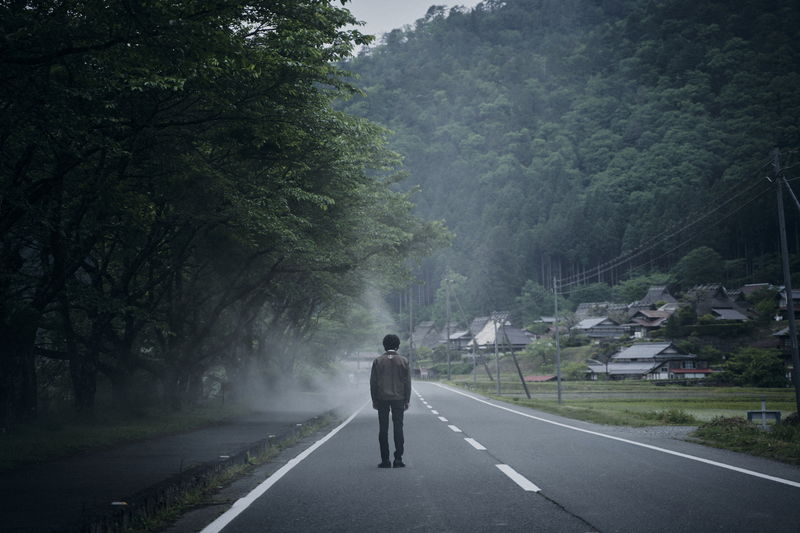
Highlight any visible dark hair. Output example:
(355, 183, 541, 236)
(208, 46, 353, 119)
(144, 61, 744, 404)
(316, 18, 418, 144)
(383, 334, 400, 351)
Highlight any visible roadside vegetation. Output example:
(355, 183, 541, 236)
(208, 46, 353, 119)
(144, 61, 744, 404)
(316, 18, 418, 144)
(450, 379, 800, 465)
(0, 401, 248, 472)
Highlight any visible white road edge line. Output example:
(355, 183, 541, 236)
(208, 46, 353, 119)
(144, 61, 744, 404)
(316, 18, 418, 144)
(199, 401, 369, 533)
(448, 425, 463, 433)
(497, 464, 541, 492)
(465, 437, 487, 450)
(433, 383, 800, 490)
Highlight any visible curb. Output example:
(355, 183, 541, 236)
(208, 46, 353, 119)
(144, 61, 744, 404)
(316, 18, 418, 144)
(71, 411, 334, 533)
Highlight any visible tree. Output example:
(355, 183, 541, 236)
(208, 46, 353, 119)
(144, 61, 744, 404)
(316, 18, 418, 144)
(671, 247, 725, 290)
(719, 348, 788, 388)
(0, 0, 444, 422)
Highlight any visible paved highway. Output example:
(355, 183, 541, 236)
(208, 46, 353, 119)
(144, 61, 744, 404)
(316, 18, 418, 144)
(198, 382, 800, 533)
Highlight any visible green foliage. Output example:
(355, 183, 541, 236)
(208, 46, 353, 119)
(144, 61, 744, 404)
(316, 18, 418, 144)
(746, 287, 779, 324)
(611, 274, 673, 303)
(343, 0, 800, 315)
(0, 0, 447, 422)
(693, 416, 800, 465)
(672, 247, 725, 290)
(719, 348, 789, 387)
(561, 361, 588, 380)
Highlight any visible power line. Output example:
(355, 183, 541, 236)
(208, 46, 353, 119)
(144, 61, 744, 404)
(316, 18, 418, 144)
(556, 169, 774, 291)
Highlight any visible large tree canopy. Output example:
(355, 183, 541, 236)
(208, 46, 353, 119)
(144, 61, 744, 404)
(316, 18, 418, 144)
(0, 1, 446, 423)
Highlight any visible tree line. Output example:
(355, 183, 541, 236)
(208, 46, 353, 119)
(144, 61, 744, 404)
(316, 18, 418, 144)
(0, 1, 446, 426)
(343, 0, 800, 319)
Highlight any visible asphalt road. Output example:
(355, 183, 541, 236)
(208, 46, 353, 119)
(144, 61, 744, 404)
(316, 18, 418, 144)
(194, 381, 800, 533)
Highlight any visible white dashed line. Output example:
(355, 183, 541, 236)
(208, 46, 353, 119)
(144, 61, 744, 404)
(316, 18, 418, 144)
(464, 438, 487, 450)
(431, 409, 439, 414)
(496, 464, 541, 492)
(435, 383, 800, 490)
(438, 416, 448, 422)
(448, 425, 462, 433)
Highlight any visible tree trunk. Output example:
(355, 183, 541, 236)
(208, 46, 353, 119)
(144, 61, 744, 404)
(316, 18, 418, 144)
(69, 356, 97, 414)
(0, 311, 40, 427)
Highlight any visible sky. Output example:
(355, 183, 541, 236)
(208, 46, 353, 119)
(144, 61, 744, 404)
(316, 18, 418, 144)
(344, 0, 483, 45)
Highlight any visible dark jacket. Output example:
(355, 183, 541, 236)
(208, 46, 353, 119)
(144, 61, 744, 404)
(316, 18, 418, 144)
(370, 350, 411, 403)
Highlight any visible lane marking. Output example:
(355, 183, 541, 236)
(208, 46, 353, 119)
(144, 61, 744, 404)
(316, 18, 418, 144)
(438, 416, 449, 422)
(433, 383, 800, 490)
(465, 438, 487, 450)
(200, 401, 369, 533)
(431, 409, 439, 414)
(449, 425, 463, 433)
(497, 464, 541, 492)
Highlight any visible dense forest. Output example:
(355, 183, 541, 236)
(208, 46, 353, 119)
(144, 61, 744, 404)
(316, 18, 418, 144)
(342, 0, 800, 319)
(0, 1, 446, 425)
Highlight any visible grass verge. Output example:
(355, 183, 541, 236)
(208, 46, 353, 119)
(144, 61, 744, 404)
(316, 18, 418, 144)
(0, 402, 250, 472)
(127, 413, 337, 533)
(449, 381, 800, 465)
(690, 416, 800, 466)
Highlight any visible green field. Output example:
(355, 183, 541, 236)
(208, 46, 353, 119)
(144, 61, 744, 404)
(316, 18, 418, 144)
(447, 377, 800, 464)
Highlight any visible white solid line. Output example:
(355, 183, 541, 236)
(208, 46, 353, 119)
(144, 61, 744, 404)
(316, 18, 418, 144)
(199, 402, 369, 533)
(433, 383, 800, 490)
(465, 438, 487, 450)
(497, 464, 541, 492)
(438, 416, 448, 422)
(448, 425, 462, 433)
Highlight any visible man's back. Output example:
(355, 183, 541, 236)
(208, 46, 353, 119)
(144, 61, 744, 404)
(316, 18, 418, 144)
(370, 351, 410, 403)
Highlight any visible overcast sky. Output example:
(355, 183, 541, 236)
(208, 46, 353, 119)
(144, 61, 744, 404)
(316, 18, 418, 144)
(344, 0, 483, 44)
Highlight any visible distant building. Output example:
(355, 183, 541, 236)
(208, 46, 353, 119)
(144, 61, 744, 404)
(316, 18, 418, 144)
(630, 285, 677, 309)
(627, 308, 674, 338)
(572, 317, 629, 339)
(587, 341, 711, 381)
(575, 302, 629, 321)
(777, 287, 800, 320)
(468, 315, 533, 352)
(685, 284, 749, 321)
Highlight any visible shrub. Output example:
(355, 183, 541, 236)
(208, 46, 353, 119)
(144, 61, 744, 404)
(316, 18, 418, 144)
(656, 408, 697, 424)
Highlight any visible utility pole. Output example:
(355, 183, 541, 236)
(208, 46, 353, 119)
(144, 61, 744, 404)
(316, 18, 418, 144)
(493, 313, 501, 394)
(508, 317, 531, 398)
(409, 286, 415, 382)
(554, 277, 563, 404)
(774, 148, 800, 414)
(445, 277, 451, 381)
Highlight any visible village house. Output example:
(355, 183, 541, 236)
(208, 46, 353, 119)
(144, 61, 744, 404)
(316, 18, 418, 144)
(572, 316, 630, 339)
(468, 315, 533, 352)
(777, 287, 800, 320)
(627, 308, 674, 339)
(628, 285, 678, 314)
(684, 284, 749, 321)
(587, 341, 712, 381)
(575, 302, 629, 321)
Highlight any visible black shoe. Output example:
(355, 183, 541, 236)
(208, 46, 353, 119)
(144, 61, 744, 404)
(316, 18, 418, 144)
(393, 460, 405, 468)
(378, 461, 392, 468)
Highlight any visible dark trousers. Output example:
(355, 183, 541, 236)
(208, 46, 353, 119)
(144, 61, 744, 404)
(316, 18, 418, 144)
(376, 399, 405, 462)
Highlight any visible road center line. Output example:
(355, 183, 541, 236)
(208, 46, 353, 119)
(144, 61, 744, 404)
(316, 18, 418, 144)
(199, 401, 369, 533)
(496, 464, 541, 492)
(465, 437, 487, 450)
(433, 383, 800, 489)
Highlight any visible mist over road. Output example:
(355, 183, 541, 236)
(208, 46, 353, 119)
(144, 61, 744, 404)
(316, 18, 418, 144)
(201, 382, 800, 533)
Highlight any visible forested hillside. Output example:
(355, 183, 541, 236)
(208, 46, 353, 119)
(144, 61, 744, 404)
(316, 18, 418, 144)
(343, 0, 800, 315)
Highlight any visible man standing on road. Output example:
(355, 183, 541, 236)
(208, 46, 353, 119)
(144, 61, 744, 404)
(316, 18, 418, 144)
(370, 334, 411, 468)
